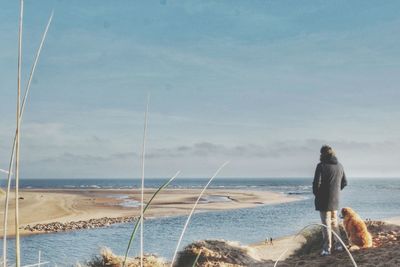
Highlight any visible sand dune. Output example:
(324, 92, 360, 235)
(273, 220, 400, 267)
(174, 220, 400, 266)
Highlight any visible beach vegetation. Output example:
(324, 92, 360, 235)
(170, 161, 229, 266)
(1, 2, 53, 266)
(86, 248, 166, 267)
(123, 171, 180, 266)
(274, 223, 357, 267)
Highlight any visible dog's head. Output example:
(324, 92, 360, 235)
(341, 207, 355, 219)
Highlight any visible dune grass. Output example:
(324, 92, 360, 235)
(123, 171, 181, 266)
(2, 6, 54, 267)
(14, 0, 24, 265)
(89, 247, 167, 267)
(139, 95, 150, 267)
(292, 226, 323, 256)
(170, 161, 229, 267)
(191, 250, 201, 267)
(273, 223, 357, 267)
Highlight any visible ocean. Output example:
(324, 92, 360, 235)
(1, 178, 400, 266)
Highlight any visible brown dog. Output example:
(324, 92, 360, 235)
(341, 207, 372, 249)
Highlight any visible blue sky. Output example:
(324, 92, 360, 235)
(1, 0, 400, 178)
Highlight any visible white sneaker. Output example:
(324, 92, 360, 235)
(320, 249, 331, 256)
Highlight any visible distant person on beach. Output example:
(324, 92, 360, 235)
(313, 145, 347, 256)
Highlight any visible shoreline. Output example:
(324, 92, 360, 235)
(0, 188, 300, 237)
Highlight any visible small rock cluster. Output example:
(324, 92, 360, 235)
(366, 220, 400, 247)
(373, 230, 399, 247)
(24, 216, 139, 233)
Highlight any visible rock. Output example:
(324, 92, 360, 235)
(23, 216, 139, 233)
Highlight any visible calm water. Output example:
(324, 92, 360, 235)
(1, 178, 400, 266)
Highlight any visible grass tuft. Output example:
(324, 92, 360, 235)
(293, 226, 323, 256)
(87, 248, 166, 267)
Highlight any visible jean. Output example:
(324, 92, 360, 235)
(319, 210, 341, 251)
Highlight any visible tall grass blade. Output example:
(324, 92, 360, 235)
(273, 223, 357, 267)
(273, 248, 289, 267)
(123, 170, 181, 266)
(170, 161, 229, 267)
(2, 10, 53, 267)
(21, 11, 53, 116)
(192, 250, 202, 267)
(140, 94, 150, 267)
(14, 1, 24, 265)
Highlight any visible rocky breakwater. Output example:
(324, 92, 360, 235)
(24, 216, 139, 233)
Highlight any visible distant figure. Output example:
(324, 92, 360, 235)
(270, 237, 273, 245)
(313, 145, 347, 256)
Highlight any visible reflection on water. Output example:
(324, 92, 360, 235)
(106, 194, 142, 208)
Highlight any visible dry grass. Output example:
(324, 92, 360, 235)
(279, 221, 400, 267)
(171, 162, 229, 266)
(2, 6, 53, 266)
(86, 248, 167, 267)
(175, 240, 265, 267)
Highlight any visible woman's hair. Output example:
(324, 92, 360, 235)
(320, 145, 335, 162)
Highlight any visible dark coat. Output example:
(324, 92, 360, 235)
(313, 156, 347, 211)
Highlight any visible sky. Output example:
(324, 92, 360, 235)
(1, 0, 400, 178)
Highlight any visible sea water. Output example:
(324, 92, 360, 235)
(1, 178, 400, 266)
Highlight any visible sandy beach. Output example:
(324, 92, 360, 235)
(0, 188, 299, 236)
(384, 216, 400, 225)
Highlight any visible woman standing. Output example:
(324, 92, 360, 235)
(313, 145, 348, 256)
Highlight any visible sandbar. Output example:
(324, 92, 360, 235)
(0, 188, 299, 236)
